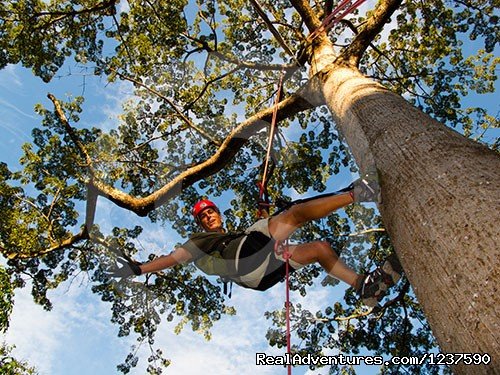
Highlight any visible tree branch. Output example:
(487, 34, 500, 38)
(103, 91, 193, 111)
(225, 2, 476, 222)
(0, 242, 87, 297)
(340, 0, 403, 66)
(3, 227, 89, 260)
(32, 0, 117, 25)
(289, 0, 323, 34)
(248, 0, 296, 57)
(47, 94, 94, 170)
(90, 83, 318, 216)
(184, 33, 299, 73)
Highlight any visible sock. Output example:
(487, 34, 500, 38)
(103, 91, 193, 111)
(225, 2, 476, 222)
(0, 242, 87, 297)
(328, 258, 361, 289)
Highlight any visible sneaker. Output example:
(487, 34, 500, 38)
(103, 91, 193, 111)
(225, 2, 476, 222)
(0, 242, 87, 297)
(357, 254, 403, 307)
(382, 253, 403, 285)
(352, 169, 381, 203)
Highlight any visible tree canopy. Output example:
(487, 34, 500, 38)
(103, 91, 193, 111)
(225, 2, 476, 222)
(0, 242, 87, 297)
(0, 0, 498, 373)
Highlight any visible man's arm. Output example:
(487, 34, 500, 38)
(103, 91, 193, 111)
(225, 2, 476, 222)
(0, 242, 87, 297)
(139, 247, 193, 274)
(107, 247, 193, 278)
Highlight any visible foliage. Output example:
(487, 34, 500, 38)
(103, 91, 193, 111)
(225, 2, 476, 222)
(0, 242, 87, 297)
(0, 266, 14, 332)
(361, 0, 499, 138)
(0, 343, 37, 375)
(0, 265, 37, 374)
(0, 0, 497, 373)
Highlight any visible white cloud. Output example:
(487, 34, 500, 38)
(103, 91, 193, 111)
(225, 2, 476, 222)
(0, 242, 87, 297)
(0, 98, 38, 121)
(148, 288, 287, 375)
(2, 252, 359, 375)
(3, 273, 130, 375)
(3, 288, 67, 374)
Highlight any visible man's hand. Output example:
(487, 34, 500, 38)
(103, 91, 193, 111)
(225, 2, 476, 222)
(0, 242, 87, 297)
(106, 257, 142, 278)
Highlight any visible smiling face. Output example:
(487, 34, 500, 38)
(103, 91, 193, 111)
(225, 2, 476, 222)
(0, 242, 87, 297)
(198, 207, 224, 232)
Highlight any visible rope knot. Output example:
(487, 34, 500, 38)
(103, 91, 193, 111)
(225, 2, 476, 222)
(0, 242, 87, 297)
(274, 240, 291, 259)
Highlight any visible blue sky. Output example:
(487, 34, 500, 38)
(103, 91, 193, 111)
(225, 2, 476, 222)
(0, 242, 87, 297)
(1, 5, 499, 375)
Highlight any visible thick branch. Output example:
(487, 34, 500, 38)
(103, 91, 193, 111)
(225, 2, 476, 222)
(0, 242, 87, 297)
(3, 228, 88, 260)
(289, 0, 322, 34)
(340, 0, 403, 66)
(91, 84, 318, 216)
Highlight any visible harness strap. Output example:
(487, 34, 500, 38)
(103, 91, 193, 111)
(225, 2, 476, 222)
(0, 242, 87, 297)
(222, 279, 233, 298)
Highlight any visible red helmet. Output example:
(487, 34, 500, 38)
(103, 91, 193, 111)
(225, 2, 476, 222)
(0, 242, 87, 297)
(192, 199, 219, 219)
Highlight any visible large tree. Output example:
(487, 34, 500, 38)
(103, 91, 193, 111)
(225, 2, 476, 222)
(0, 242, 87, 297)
(0, 0, 498, 373)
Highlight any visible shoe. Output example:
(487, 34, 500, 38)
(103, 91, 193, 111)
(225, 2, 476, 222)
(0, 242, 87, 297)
(357, 254, 403, 307)
(381, 253, 403, 285)
(352, 169, 381, 204)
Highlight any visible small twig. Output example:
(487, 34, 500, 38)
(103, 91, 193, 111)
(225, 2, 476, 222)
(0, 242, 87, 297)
(110, 69, 222, 147)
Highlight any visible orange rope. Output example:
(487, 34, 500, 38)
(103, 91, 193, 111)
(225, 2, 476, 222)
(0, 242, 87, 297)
(257, 72, 285, 218)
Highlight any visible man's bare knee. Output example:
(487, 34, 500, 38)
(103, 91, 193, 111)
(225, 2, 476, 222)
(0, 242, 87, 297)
(314, 240, 335, 257)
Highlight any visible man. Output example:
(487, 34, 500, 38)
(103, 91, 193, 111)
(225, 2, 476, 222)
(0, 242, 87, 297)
(109, 175, 402, 307)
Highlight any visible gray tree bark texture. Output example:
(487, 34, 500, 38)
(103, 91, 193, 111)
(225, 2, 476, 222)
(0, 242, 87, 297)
(319, 66, 499, 374)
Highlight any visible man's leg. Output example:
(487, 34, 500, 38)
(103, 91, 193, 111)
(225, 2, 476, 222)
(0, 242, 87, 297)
(269, 192, 353, 242)
(268, 174, 380, 242)
(286, 240, 363, 289)
(287, 241, 403, 307)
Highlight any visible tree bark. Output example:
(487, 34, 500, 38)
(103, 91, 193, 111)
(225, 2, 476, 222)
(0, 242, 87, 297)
(318, 65, 500, 374)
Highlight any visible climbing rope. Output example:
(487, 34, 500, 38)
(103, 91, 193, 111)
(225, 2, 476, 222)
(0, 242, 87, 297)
(257, 71, 285, 218)
(255, 71, 293, 373)
(274, 239, 292, 374)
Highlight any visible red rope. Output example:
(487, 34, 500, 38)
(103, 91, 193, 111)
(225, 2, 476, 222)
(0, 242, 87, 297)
(284, 241, 292, 375)
(257, 72, 284, 218)
(275, 239, 292, 374)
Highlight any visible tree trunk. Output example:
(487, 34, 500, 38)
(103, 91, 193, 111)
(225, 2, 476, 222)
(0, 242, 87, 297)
(319, 66, 500, 374)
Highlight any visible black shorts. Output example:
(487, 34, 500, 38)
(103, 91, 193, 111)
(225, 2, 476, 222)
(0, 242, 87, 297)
(235, 231, 297, 291)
